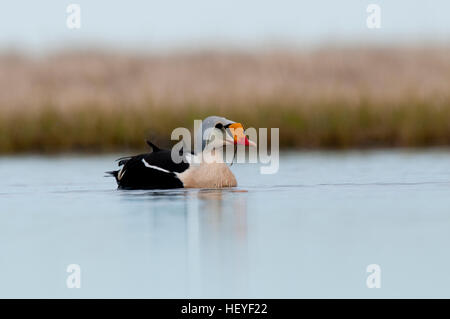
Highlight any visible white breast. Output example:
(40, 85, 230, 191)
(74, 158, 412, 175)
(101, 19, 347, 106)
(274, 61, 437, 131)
(177, 162, 237, 188)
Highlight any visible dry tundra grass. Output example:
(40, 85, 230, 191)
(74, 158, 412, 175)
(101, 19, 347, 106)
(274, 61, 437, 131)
(0, 46, 449, 152)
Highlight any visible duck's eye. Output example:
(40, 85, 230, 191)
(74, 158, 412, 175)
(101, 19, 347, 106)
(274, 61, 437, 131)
(215, 123, 224, 129)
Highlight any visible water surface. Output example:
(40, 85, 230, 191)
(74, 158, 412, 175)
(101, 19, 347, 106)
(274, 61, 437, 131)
(1, 150, 450, 298)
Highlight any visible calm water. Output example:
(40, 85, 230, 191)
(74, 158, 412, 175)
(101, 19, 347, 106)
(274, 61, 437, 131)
(1, 150, 450, 298)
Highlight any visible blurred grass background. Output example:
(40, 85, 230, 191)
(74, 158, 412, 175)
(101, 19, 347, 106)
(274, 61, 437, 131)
(1, 46, 449, 153)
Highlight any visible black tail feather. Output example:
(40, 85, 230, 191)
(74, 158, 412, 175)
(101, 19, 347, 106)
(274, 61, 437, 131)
(114, 141, 161, 167)
(118, 158, 131, 166)
(105, 170, 119, 179)
(146, 140, 161, 152)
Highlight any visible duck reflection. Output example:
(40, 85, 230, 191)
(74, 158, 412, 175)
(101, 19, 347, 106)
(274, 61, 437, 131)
(185, 189, 249, 296)
(132, 188, 249, 296)
(196, 189, 248, 240)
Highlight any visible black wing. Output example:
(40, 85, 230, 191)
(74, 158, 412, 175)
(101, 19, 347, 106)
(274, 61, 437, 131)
(107, 142, 190, 190)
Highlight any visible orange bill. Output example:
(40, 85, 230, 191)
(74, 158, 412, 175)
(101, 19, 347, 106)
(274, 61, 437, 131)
(228, 123, 256, 147)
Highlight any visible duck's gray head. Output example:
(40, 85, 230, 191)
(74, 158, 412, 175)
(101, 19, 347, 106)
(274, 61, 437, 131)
(194, 115, 256, 153)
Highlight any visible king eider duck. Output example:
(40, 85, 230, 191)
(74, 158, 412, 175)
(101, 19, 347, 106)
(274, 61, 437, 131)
(107, 116, 256, 190)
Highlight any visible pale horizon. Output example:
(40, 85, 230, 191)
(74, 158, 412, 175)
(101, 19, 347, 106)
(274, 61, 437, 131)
(1, 0, 449, 53)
